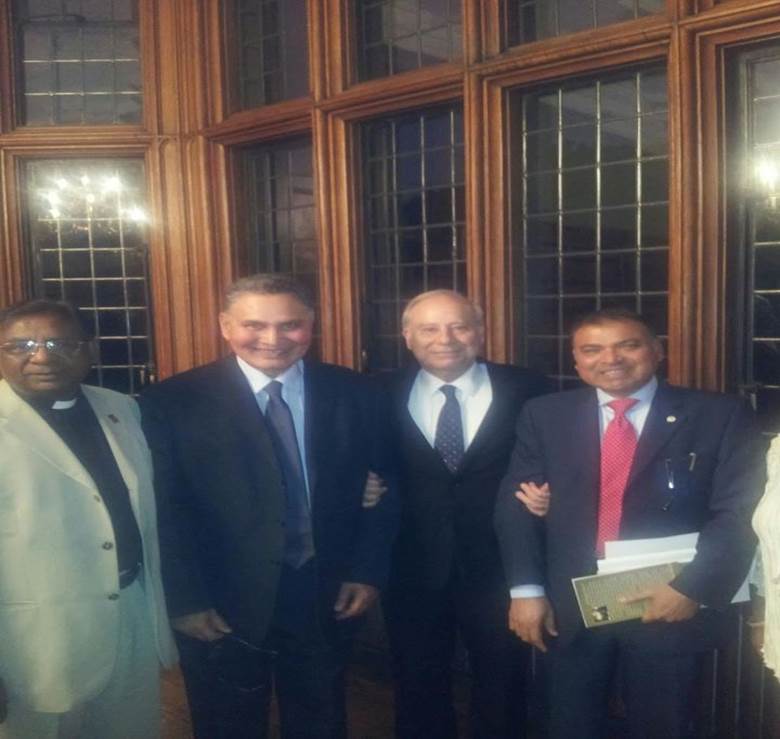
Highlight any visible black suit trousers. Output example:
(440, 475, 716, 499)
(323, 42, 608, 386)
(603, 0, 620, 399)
(544, 622, 706, 739)
(177, 562, 350, 739)
(384, 573, 529, 739)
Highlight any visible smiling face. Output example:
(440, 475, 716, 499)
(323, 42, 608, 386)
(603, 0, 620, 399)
(572, 318, 663, 397)
(402, 293, 484, 382)
(0, 312, 91, 401)
(219, 291, 314, 377)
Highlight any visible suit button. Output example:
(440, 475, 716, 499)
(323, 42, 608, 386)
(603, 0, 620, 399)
(102, 542, 114, 550)
(108, 593, 120, 600)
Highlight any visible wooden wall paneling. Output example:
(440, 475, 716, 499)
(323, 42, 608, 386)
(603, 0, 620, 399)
(145, 0, 223, 376)
(314, 107, 362, 367)
(0, 1, 14, 134)
(666, 24, 694, 386)
(479, 0, 502, 61)
(0, 148, 23, 306)
(470, 72, 508, 361)
(319, 0, 350, 98)
(463, 0, 485, 65)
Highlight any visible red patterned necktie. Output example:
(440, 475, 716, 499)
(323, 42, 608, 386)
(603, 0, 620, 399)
(597, 397, 639, 556)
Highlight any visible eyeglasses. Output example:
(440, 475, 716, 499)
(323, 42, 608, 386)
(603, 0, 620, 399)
(0, 338, 87, 358)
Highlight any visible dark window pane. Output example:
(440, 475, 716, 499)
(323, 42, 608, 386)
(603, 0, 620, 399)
(506, 0, 664, 47)
(562, 211, 596, 252)
(362, 104, 465, 371)
(227, 0, 309, 110)
(601, 252, 637, 293)
(21, 158, 153, 393)
(526, 214, 558, 254)
(602, 162, 636, 207)
(641, 249, 668, 292)
(562, 168, 596, 210)
(602, 118, 638, 162)
(14, 1, 142, 125)
(526, 257, 559, 295)
(563, 124, 597, 167)
(602, 207, 637, 250)
(562, 254, 597, 294)
(356, 0, 462, 81)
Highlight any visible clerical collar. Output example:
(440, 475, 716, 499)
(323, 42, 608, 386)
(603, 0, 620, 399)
(26, 388, 82, 412)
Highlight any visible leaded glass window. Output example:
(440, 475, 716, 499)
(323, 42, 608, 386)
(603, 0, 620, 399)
(241, 137, 318, 297)
(512, 65, 669, 387)
(505, 0, 664, 47)
(23, 159, 152, 394)
(14, 0, 141, 126)
(362, 104, 465, 371)
(227, 0, 309, 109)
(356, 0, 462, 82)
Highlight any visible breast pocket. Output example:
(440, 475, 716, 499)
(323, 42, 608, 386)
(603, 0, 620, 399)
(0, 494, 19, 536)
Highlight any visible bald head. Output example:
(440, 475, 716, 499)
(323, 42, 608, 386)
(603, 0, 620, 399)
(402, 290, 485, 381)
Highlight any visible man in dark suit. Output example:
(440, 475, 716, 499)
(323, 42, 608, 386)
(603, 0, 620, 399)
(384, 289, 549, 738)
(494, 308, 765, 739)
(140, 274, 398, 739)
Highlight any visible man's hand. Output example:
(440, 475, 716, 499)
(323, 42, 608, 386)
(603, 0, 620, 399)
(620, 584, 699, 623)
(333, 582, 378, 620)
(515, 481, 550, 517)
(362, 471, 387, 509)
(171, 609, 232, 641)
(0, 677, 7, 724)
(508, 597, 558, 652)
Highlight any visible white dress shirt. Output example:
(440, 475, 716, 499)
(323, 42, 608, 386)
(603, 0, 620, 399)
(235, 355, 311, 500)
(511, 377, 659, 598)
(407, 362, 493, 451)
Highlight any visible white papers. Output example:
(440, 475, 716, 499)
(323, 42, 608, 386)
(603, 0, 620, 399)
(597, 532, 749, 603)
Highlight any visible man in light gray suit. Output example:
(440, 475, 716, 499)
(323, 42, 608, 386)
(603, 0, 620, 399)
(0, 299, 176, 739)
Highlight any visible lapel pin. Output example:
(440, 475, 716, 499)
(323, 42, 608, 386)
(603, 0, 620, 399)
(108, 414, 119, 424)
(666, 415, 676, 423)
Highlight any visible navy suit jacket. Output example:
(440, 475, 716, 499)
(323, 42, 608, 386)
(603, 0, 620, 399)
(495, 381, 765, 646)
(390, 362, 550, 591)
(140, 356, 399, 645)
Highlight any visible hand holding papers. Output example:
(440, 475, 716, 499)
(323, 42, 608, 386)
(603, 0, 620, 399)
(572, 532, 750, 628)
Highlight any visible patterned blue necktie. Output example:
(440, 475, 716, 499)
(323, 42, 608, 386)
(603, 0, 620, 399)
(434, 384, 464, 473)
(263, 380, 314, 568)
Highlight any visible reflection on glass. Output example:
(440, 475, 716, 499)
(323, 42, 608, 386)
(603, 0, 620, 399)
(505, 0, 664, 47)
(356, 0, 461, 81)
(514, 65, 669, 386)
(14, 0, 141, 125)
(362, 105, 465, 371)
(23, 159, 152, 394)
(227, 0, 309, 109)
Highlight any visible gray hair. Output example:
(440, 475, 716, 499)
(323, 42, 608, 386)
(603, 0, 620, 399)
(401, 290, 484, 328)
(222, 274, 316, 313)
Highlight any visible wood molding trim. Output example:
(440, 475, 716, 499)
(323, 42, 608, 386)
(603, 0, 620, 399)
(679, 8, 780, 390)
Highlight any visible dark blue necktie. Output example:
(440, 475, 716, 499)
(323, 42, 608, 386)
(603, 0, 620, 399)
(434, 384, 464, 473)
(263, 380, 314, 568)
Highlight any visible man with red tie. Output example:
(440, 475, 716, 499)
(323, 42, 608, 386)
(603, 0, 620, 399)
(494, 309, 764, 739)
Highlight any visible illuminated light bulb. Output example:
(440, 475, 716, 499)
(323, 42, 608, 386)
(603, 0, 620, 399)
(85, 193, 95, 204)
(104, 176, 122, 192)
(126, 206, 147, 222)
(756, 158, 779, 193)
(55, 178, 68, 190)
(80, 175, 90, 186)
(50, 208, 60, 219)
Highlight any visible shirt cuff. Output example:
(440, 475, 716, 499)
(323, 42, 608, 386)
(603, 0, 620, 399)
(510, 585, 545, 598)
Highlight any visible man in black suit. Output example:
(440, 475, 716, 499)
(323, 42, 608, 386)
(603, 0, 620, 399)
(495, 309, 765, 739)
(384, 289, 549, 739)
(140, 274, 398, 739)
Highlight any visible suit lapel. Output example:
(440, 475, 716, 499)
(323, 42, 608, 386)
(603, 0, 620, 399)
(0, 381, 94, 489)
(627, 383, 687, 489)
(303, 362, 334, 499)
(84, 387, 140, 516)
(566, 388, 602, 503)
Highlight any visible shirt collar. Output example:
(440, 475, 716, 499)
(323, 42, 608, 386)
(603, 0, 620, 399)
(418, 361, 486, 398)
(235, 356, 304, 396)
(596, 375, 658, 408)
